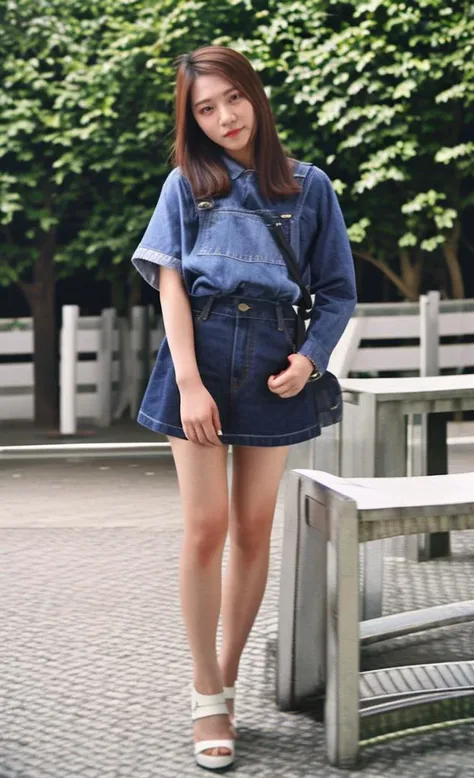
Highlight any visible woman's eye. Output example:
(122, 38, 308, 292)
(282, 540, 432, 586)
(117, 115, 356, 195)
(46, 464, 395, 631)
(230, 93, 241, 102)
(200, 106, 213, 115)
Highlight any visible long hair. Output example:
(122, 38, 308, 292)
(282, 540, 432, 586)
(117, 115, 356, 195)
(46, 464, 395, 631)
(172, 46, 300, 201)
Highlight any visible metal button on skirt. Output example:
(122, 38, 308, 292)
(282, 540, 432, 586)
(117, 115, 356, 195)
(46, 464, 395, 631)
(137, 295, 322, 447)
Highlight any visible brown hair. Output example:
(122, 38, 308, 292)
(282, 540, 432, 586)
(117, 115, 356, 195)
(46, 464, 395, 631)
(172, 46, 300, 201)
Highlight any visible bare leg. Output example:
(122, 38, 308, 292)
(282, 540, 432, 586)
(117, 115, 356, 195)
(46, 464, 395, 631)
(219, 445, 289, 718)
(169, 435, 232, 757)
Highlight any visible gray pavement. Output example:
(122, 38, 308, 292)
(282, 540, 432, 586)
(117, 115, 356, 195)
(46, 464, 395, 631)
(0, 419, 162, 449)
(0, 440, 473, 778)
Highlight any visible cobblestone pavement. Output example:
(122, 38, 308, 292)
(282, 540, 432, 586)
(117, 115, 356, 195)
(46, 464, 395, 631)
(0, 446, 473, 778)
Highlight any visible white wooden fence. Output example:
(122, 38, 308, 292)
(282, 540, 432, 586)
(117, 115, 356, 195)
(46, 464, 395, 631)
(0, 318, 35, 421)
(0, 308, 123, 427)
(1, 296, 473, 428)
(71, 308, 121, 427)
(329, 295, 474, 379)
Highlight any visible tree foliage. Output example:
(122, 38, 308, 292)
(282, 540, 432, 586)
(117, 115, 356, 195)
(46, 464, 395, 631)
(1, 0, 472, 301)
(222, 0, 474, 300)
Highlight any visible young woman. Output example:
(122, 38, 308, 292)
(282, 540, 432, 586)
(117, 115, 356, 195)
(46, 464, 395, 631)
(132, 45, 356, 771)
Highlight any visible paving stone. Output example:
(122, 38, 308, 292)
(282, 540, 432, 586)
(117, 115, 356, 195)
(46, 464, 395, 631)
(0, 455, 473, 778)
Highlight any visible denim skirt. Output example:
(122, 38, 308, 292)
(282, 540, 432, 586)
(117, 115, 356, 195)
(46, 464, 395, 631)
(137, 295, 322, 447)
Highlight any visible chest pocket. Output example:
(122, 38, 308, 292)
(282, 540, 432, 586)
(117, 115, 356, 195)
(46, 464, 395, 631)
(196, 207, 287, 266)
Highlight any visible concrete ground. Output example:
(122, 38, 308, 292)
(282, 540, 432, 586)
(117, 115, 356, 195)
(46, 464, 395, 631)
(0, 431, 473, 778)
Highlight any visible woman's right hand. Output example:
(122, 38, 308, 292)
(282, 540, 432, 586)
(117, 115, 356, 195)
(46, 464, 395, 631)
(179, 378, 223, 446)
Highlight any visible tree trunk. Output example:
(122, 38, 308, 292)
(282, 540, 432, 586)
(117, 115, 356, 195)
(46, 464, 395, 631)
(399, 250, 421, 301)
(20, 228, 58, 427)
(111, 275, 126, 317)
(129, 271, 141, 310)
(352, 249, 415, 300)
(443, 221, 465, 299)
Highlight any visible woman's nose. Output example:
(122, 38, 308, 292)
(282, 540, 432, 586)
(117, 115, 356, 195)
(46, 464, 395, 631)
(219, 107, 236, 125)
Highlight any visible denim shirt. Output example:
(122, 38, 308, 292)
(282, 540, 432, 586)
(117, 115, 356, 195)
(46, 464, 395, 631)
(132, 152, 357, 373)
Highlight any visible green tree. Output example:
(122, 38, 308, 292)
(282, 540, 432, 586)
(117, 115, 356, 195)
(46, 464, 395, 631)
(224, 0, 474, 300)
(0, 0, 254, 424)
(0, 0, 122, 424)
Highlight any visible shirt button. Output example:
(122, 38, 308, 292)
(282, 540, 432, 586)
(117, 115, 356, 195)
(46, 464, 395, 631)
(238, 303, 251, 312)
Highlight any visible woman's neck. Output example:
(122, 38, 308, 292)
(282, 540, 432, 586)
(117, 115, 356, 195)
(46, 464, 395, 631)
(225, 148, 254, 170)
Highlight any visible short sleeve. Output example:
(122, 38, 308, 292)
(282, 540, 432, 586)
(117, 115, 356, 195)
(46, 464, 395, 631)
(131, 168, 197, 291)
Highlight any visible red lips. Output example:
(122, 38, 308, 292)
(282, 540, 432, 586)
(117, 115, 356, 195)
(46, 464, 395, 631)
(225, 128, 243, 138)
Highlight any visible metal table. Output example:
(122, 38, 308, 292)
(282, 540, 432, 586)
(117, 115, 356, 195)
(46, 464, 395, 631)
(337, 374, 474, 619)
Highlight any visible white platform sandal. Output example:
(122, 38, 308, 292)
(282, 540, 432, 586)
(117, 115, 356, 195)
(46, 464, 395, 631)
(223, 686, 237, 731)
(192, 688, 235, 771)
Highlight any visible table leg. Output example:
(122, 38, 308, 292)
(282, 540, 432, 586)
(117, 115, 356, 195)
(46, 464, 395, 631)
(406, 412, 451, 560)
(339, 393, 380, 620)
(362, 402, 407, 620)
(340, 393, 376, 479)
(426, 412, 451, 558)
(311, 424, 340, 475)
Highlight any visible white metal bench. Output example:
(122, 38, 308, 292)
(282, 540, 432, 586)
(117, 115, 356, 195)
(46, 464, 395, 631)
(277, 470, 474, 767)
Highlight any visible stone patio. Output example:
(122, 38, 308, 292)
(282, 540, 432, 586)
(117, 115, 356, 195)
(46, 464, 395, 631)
(0, 444, 473, 778)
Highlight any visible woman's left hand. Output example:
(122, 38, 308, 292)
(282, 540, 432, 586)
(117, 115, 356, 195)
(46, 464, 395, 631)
(268, 353, 315, 398)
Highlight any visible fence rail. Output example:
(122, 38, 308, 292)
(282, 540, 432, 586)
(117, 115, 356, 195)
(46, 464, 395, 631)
(329, 295, 474, 379)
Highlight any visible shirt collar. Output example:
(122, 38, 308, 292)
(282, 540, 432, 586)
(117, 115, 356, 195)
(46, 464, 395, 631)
(221, 152, 253, 180)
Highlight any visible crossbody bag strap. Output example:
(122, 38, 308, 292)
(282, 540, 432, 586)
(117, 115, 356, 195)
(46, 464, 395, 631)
(244, 191, 312, 318)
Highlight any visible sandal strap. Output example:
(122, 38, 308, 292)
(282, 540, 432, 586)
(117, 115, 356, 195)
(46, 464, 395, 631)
(192, 688, 228, 721)
(195, 739, 235, 755)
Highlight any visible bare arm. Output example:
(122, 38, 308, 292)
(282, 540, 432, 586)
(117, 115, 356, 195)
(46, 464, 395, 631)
(158, 267, 222, 446)
(159, 266, 200, 388)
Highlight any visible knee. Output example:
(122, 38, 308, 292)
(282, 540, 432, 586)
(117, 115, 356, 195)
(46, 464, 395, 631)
(232, 511, 273, 559)
(184, 507, 228, 567)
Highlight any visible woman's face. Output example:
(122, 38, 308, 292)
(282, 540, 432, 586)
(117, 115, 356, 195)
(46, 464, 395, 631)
(191, 74, 255, 166)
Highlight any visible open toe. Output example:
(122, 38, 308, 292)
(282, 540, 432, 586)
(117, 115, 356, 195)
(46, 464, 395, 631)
(192, 688, 235, 770)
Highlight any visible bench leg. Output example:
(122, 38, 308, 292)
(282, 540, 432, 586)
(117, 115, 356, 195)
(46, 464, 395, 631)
(277, 474, 328, 708)
(325, 493, 359, 768)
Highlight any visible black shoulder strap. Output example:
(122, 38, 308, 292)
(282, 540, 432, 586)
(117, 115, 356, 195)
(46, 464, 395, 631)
(244, 191, 312, 317)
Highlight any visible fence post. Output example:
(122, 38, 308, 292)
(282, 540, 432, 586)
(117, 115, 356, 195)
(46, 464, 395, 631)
(407, 291, 440, 473)
(407, 291, 446, 560)
(153, 310, 165, 359)
(60, 305, 79, 435)
(419, 292, 440, 485)
(130, 306, 148, 418)
(420, 290, 440, 377)
(97, 308, 116, 427)
(113, 316, 131, 420)
(327, 318, 363, 379)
